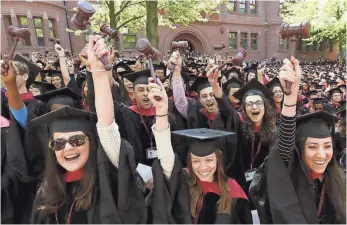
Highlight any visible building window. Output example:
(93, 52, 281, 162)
(279, 38, 289, 50)
(250, 33, 257, 50)
(18, 16, 31, 46)
(123, 32, 137, 49)
(48, 19, 55, 38)
(239, 0, 246, 14)
(250, 0, 257, 14)
(240, 32, 248, 49)
(227, 1, 236, 12)
(228, 32, 237, 49)
(34, 17, 44, 46)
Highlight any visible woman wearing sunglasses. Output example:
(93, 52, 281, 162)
(29, 35, 147, 224)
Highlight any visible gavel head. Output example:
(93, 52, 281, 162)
(71, 1, 95, 30)
(49, 37, 61, 44)
(171, 41, 188, 50)
(100, 24, 119, 40)
(231, 48, 247, 66)
(22, 52, 30, 57)
(8, 26, 30, 39)
(136, 38, 161, 60)
(279, 21, 310, 39)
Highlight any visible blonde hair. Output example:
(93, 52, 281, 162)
(12, 61, 29, 76)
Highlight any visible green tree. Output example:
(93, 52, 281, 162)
(280, 0, 347, 64)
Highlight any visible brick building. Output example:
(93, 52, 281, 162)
(1, 0, 337, 61)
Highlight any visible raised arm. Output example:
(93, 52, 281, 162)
(277, 57, 302, 163)
(148, 77, 175, 180)
(1, 60, 27, 128)
(87, 35, 121, 168)
(55, 44, 71, 86)
(169, 51, 188, 118)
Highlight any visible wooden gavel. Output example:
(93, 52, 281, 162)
(49, 37, 61, 50)
(231, 48, 247, 67)
(3, 26, 31, 72)
(136, 38, 161, 61)
(70, 1, 112, 71)
(136, 38, 161, 100)
(213, 42, 226, 51)
(100, 24, 119, 40)
(280, 21, 310, 95)
(171, 41, 188, 50)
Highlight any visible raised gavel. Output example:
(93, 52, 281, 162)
(70, 1, 112, 71)
(100, 24, 119, 40)
(136, 38, 161, 61)
(136, 38, 161, 100)
(280, 21, 310, 95)
(49, 37, 61, 50)
(231, 48, 247, 66)
(171, 41, 188, 50)
(3, 26, 31, 72)
(213, 42, 226, 51)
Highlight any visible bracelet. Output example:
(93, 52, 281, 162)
(90, 69, 107, 73)
(284, 103, 296, 107)
(156, 114, 168, 117)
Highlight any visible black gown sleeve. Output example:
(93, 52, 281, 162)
(86, 71, 96, 113)
(151, 156, 192, 224)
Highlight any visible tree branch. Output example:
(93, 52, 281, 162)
(117, 15, 144, 30)
(114, 1, 131, 19)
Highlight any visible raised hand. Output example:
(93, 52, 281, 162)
(1, 60, 17, 85)
(147, 77, 168, 115)
(207, 65, 219, 86)
(54, 44, 65, 57)
(167, 50, 182, 73)
(278, 56, 301, 100)
(87, 35, 112, 71)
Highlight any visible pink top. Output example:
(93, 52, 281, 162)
(1, 115, 10, 128)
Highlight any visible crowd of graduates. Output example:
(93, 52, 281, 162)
(1, 34, 346, 224)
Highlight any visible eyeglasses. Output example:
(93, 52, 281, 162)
(245, 100, 264, 108)
(48, 134, 89, 151)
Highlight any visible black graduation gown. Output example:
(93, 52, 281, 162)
(30, 139, 147, 224)
(151, 156, 253, 224)
(185, 98, 239, 176)
(113, 102, 176, 166)
(297, 95, 308, 112)
(250, 144, 342, 224)
(1, 116, 43, 223)
(215, 94, 273, 191)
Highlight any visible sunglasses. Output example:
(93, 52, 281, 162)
(48, 134, 89, 151)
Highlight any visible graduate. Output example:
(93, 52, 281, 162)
(297, 85, 308, 110)
(222, 77, 243, 111)
(148, 78, 252, 223)
(250, 57, 346, 224)
(328, 87, 343, 114)
(210, 67, 277, 191)
(28, 107, 146, 224)
(29, 81, 56, 96)
(266, 77, 283, 124)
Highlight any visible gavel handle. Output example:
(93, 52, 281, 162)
(3, 37, 20, 72)
(148, 57, 161, 101)
(284, 81, 292, 95)
(86, 24, 112, 71)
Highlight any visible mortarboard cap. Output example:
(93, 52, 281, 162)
(223, 67, 242, 79)
(223, 77, 243, 92)
(233, 78, 273, 102)
(113, 61, 131, 71)
(13, 54, 42, 88)
(28, 106, 96, 135)
(265, 77, 282, 90)
(172, 128, 235, 157)
(305, 90, 318, 98)
(328, 87, 343, 95)
(243, 63, 257, 73)
(312, 98, 326, 105)
(31, 81, 56, 94)
(34, 87, 79, 107)
(154, 63, 166, 71)
(314, 84, 324, 89)
(123, 69, 151, 86)
(189, 76, 211, 94)
(296, 111, 338, 141)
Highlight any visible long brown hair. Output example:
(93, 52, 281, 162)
(38, 132, 97, 213)
(240, 95, 276, 144)
(299, 138, 346, 223)
(186, 150, 232, 217)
